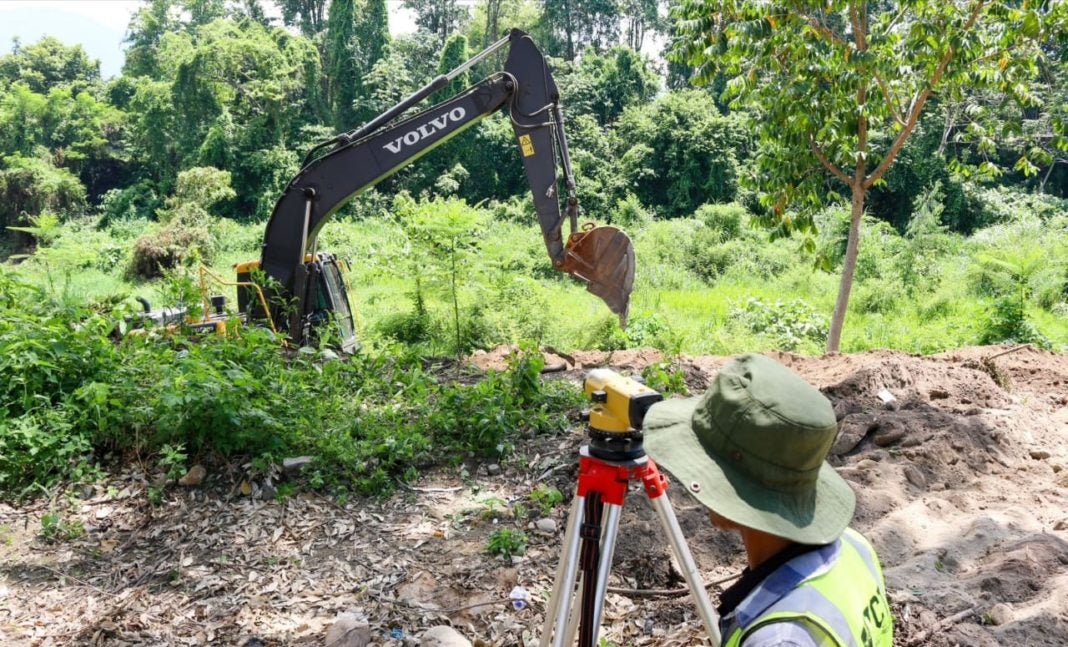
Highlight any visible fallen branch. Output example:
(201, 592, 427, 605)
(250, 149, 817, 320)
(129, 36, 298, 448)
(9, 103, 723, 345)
(986, 344, 1032, 361)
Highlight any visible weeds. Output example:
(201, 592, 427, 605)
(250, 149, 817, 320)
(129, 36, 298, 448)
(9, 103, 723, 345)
(529, 485, 564, 516)
(40, 511, 85, 543)
(486, 528, 528, 558)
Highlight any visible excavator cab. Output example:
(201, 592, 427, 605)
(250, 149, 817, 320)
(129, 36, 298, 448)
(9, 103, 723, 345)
(236, 254, 358, 352)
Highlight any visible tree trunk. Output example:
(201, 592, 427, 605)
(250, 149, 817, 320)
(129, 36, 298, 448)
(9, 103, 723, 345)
(827, 184, 864, 353)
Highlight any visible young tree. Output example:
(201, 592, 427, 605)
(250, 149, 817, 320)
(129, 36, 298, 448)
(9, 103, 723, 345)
(673, 0, 1066, 351)
(354, 0, 392, 123)
(326, 0, 360, 128)
(123, 0, 178, 78)
(432, 34, 470, 104)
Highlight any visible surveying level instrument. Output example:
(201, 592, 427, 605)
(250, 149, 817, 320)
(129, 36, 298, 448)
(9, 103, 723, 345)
(539, 369, 722, 647)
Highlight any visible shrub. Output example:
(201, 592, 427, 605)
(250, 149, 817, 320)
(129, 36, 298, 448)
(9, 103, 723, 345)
(129, 221, 213, 278)
(693, 202, 749, 241)
(610, 193, 654, 230)
(852, 281, 899, 315)
(728, 297, 828, 350)
(486, 528, 527, 558)
(978, 297, 1050, 348)
(0, 154, 86, 230)
(97, 180, 161, 224)
(687, 236, 745, 283)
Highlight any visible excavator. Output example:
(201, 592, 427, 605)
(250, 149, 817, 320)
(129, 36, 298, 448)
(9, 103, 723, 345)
(135, 29, 635, 351)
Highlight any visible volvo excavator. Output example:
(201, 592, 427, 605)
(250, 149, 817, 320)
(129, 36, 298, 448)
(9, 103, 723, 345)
(135, 29, 635, 350)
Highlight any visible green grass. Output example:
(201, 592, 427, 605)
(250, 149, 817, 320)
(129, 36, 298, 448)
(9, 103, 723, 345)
(4, 202, 1067, 357)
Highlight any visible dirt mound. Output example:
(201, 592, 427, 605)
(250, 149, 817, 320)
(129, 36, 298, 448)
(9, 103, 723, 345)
(2, 345, 1066, 646)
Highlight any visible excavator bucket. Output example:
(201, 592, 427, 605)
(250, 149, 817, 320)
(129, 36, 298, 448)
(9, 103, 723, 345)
(559, 225, 635, 326)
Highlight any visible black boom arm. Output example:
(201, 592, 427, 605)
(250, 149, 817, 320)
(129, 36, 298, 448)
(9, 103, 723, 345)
(260, 29, 578, 330)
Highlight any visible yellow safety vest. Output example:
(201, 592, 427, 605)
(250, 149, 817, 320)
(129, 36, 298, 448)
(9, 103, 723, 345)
(722, 529, 894, 647)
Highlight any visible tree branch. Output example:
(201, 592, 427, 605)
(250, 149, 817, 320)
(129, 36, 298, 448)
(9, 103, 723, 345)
(874, 73, 906, 127)
(809, 136, 853, 186)
(865, 0, 989, 188)
(802, 16, 847, 47)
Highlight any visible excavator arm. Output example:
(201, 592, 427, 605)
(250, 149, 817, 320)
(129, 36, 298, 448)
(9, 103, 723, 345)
(258, 29, 635, 346)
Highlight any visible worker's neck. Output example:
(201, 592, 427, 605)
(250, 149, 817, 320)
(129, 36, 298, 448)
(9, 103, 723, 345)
(740, 528, 796, 570)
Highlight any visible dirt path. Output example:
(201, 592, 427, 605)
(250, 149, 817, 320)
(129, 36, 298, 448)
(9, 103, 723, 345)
(2, 346, 1066, 646)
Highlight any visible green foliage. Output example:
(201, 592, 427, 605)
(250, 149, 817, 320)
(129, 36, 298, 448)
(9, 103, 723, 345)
(641, 358, 689, 396)
(616, 91, 745, 218)
(0, 37, 100, 94)
(433, 35, 470, 104)
(694, 203, 748, 241)
(486, 528, 528, 558)
(895, 182, 954, 295)
(7, 212, 62, 247)
(556, 46, 660, 126)
(39, 510, 86, 543)
(979, 297, 1050, 348)
(400, 197, 486, 356)
(529, 485, 564, 516)
(98, 181, 163, 225)
(0, 154, 86, 229)
(326, 0, 359, 128)
(729, 297, 828, 351)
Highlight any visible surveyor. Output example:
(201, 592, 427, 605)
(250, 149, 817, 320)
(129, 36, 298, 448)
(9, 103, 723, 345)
(643, 353, 894, 647)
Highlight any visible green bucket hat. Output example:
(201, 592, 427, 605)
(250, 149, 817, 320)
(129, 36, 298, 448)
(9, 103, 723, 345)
(643, 353, 854, 545)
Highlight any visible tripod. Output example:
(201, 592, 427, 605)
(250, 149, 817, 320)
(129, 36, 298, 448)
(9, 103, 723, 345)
(538, 443, 723, 646)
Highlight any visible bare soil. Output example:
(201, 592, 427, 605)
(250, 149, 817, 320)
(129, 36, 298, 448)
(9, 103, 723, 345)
(2, 345, 1066, 646)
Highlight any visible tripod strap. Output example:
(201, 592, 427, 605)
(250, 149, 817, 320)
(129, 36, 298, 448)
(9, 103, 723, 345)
(578, 492, 604, 647)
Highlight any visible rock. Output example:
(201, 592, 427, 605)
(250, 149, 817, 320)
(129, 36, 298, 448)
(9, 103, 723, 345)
(903, 465, 927, 489)
(78, 484, 95, 499)
(419, 625, 472, 647)
(535, 518, 557, 534)
(987, 603, 1013, 626)
(930, 482, 947, 492)
(855, 459, 879, 472)
(178, 464, 207, 487)
(1029, 450, 1052, 460)
(1053, 519, 1067, 531)
(325, 611, 371, 647)
(873, 421, 907, 447)
(486, 464, 502, 477)
(259, 483, 277, 500)
(282, 456, 314, 475)
(832, 414, 877, 455)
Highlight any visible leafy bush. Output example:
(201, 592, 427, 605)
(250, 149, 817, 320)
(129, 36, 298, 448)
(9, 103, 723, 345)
(729, 297, 828, 351)
(694, 202, 749, 241)
(486, 528, 528, 558)
(979, 297, 1050, 348)
(97, 180, 161, 224)
(687, 236, 745, 282)
(851, 281, 899, 315)
(0, 153, 86, 229)
(0, 272, 583, 499)
(129, 221, 213, 278)
(610, 193, 654, 230)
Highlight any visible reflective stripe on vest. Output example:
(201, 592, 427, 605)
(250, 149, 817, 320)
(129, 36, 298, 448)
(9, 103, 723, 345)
(722, 529, 894, 647)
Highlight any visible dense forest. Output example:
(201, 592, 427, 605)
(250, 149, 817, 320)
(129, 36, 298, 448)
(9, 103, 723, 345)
(1, 1, 1066, 497)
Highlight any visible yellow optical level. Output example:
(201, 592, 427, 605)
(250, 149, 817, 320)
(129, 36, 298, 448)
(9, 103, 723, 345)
(583, 368, 663, 433)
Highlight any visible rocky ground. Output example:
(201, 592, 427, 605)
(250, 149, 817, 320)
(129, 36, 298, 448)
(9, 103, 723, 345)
(1, 345, 1066, 646)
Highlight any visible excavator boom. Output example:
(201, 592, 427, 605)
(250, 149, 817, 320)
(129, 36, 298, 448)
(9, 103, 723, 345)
(256, 29, 635, 347)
